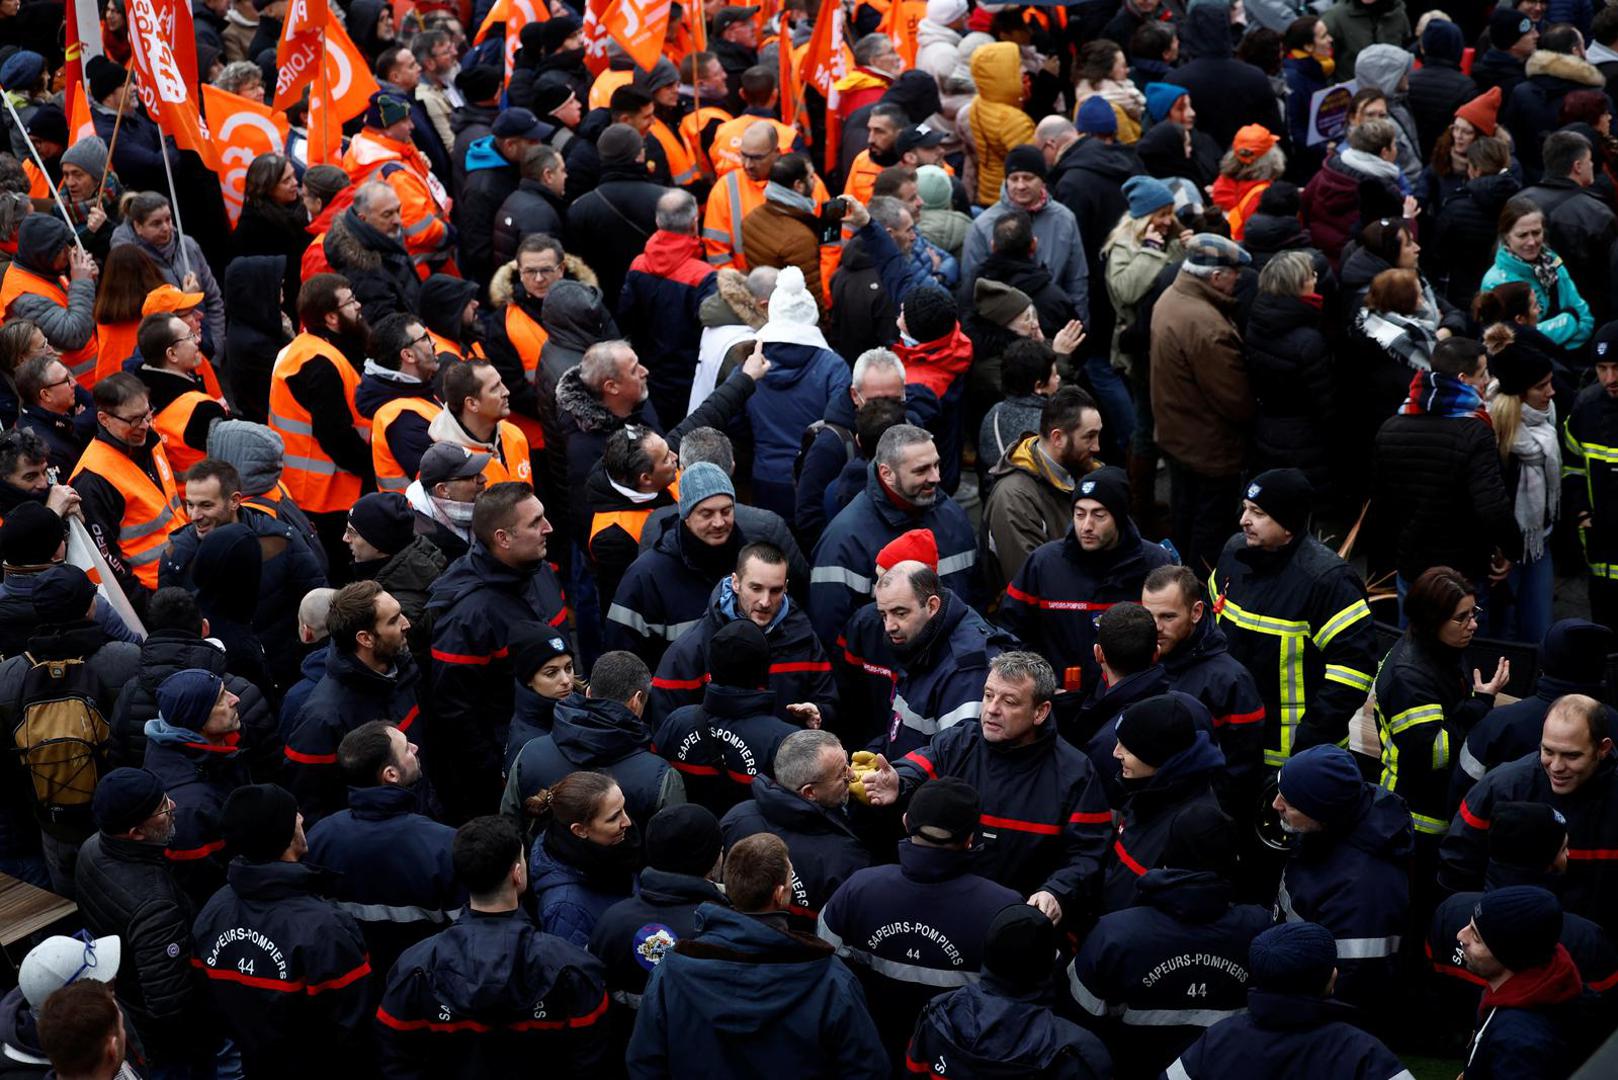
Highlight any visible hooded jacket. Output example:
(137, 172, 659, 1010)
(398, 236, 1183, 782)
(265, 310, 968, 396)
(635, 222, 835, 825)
(1353, 45, 1424, 181)
(221, 255, 291, 424)
(751, 337, 854, 485)
(651, 683, 797, 817)
(1000, 521, 1175, 699)
(323, 208, 422, 327)
(818, 840, 1022, 1057)
(961, 44, 1036, 207)
(5, 227, 95, 365)
(191, 859, 373, 1075)
(1068, 869, 1273, 1075)
(1507, 49, 1609, 179)
(982, 435, 1082, 596)
(590, 867, 728, 1011)
(607, 513, 746, 667)
(828, 234, 900, 360)
(627, 902, 888, 1078)
(909, 973, 1113, 1078)
(0, 986, 47, 1077)
(961, 188, 1090, 322)
(648, 577, 834, 729)
(377, 907, 611, 1078)
(206, 420, 328, 579)
(528, 825, 639, 948)
(1167, 3, 1287, 148)
(721, 777, 870, 923)
(1278, 785, 1414, 1011)
(1301, 152, 1402, 269)
(1246, 288, 1333, 497)
(1167, 987, 1414, 1079)
(455, 136, 521, 289)
(1103, 733, 1227, 911)
(619, 230, 718, 426)
(141, 717, 250, 907)
(1320, 0, 1411, 80)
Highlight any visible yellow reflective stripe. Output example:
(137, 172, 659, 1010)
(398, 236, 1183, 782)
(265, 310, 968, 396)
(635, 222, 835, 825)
(1324, 664, 1373, 691)
(1591, 563, 1618, 581)
(1216, 595, 1310, 635)
(1384, 703, 1445, 735)
(1577, 442, 1618, 463)
(1314, 600, 1370, 649)
(1433, 729, 1450, 771)
(1411, 811, 1448, 835)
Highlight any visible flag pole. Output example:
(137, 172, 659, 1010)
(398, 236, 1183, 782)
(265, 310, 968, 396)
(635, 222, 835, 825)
(319, 32, 331, 163)
(159, 137, 192, 280)
(0, 81, 89, 254)
(96, 64, 135, 205)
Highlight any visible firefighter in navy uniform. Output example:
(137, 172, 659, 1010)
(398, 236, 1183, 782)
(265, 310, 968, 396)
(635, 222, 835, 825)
(1563, 324, 1618, 629)
(190, 784, 374, 1076)
(1208, 469, 1377, 771)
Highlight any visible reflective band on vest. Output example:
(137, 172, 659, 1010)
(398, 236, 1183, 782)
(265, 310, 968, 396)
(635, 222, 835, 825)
(503, 305, 547, 381)
(153, 389, 214, 474)
(372, 397, 443, 492)
(268, 333, 370, 514)
(480, 421, 533, 486)
(70, 438, 183, 589)
(650, 119, 698, 187)
(0, 264, 98, 383)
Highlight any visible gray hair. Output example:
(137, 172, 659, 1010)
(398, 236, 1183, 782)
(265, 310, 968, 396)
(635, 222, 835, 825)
(579, 340, 632, 391)
(213, 61, 263, 95)
(0, 191, 29, 243)
(655, 188, 700, 233)
(519, 144, 563, 181)
(746, 265, 779, 300)
(677, 427, 735, 473)
(867, 195, 911, 232)
(1346, 117, 1397, 156)
(854, 32, 896, 66)
(774, 730, 845, 791)
(989, 651, 1058, 705)
(1034, 115, 1077, 143)
(873, 423, 934, 471)
(352, 180, 394, 214)
(852, 347, 906, 390)
(1258, 250, 1315, 297)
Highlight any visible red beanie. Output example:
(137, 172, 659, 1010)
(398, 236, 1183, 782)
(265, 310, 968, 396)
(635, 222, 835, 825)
(1455, 86, 1501, 137)
(876, 528, 939, 574)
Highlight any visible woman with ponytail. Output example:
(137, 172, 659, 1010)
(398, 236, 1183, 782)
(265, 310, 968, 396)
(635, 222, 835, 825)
(524, 771, 639, 948)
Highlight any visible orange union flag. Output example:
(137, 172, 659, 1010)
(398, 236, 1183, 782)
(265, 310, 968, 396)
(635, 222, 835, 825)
(305, 16, 381, 164)
(126, 0, 216, 169)
(203, 85, 290, 225)
(274, 0, 330, 111)
(604, 0, 672, 73)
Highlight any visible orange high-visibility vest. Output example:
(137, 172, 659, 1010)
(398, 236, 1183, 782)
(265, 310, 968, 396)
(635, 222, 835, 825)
(709, 114, 798, 176)
(152, 390, 214, 475)
(589, 476, 681, 546)
(426, 329, 486, 363)
(649, 118, 699, 187)
(481, 421, 534, 485)
(372, 397, 443, 492)
(22, 160, 48, 200)
(69, 437, 183, 590)
(680, 105, 733, 178)
(267, 333, 370, 514)
(588, 69, 636, 111)
(843, 148, 884, 205)
(0, 264, 98, 385)
(93, 319, 140, 386)
(503, 304, 548, 382)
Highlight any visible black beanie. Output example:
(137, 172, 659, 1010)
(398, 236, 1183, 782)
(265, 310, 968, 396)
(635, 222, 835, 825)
(1161, 806, 1238, 876)
(1539, 619, 1614, 685)
(509, 625, 573, 685)
(31, 564, 95, 625)
(1473, 886, 1563, 972)
(532, 77, 577, 120)
(1256, 180, 1299, 217)
(645, 803, 723, 877)
(1003, 144, 1047, 181)
(981, 903, 1058, 989)
(1115, 694, 1198, 768)
(0, 502, 66, 566)
(1490, 340, 1554, 398)
(1071, 464, 1131, 521)
(1489, 802, 1568, 871)
(708, 619, 771, 689)
(454, 65, 503, 103)
(902, 286, 958, 345)
(221, 784, 299, 862)
(1244, 468, 1312, 536)
(348, 493, 416, 556)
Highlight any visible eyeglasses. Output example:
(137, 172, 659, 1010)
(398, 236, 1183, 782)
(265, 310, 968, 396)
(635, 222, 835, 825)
(338, 296, 362, 311)
(106, 408, 154, 426)
(520, 263, 561, 279)
(1451, 608, 1480, 626)
(63, 930, 109, 987)
(410, 332, 433, 350)
(40, 373, 72, 392)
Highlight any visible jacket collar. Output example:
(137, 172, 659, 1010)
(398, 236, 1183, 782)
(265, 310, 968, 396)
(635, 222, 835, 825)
(346, 783, 419, 819)
(224, 857, 332, 899)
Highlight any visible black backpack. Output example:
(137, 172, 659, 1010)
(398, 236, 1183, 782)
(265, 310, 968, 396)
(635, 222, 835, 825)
(793, 420, 856, 481)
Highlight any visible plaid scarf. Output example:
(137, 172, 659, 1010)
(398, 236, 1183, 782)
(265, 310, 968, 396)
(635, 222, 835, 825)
(1398, 370, 1491, 425)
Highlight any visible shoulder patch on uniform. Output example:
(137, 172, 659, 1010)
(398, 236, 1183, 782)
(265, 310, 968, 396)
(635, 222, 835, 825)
(633, 924, 679, 970)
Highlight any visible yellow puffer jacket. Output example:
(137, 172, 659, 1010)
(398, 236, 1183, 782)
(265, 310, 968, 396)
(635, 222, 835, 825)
(965, 43, 1036, 207)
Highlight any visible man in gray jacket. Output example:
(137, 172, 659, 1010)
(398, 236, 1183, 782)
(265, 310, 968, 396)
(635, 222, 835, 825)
(2, 218, 97, 384)
(959, 145, 1090, 321)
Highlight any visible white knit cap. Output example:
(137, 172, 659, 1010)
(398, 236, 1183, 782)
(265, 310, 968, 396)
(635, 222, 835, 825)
(767, 265, 820, 327)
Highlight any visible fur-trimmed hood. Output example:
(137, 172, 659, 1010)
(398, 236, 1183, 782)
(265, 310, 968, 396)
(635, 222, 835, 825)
(1526, 49, 1606, 87)
(554, 365, 618, 434)
(698, 268, 768, 330)
(323, 209, 398, 273)
(489, 253, 599, 307)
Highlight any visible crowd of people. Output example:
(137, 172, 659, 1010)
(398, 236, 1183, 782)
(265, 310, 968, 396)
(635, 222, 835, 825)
(4, 0, 1618, 1076)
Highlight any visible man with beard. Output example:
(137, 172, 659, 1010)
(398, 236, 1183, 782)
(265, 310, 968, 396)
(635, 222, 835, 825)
(981, 386, 1103, 596)
(844, 102, 906, 205)
(69, 373, 185, 613)
(322, 181, 422, 325)
(1000, 466, 1174, 709)
(285, 580, 426, 827)
(268, 274, 376, 572)
(810, 424, 977, 649)
(963, 210, 1078, 340)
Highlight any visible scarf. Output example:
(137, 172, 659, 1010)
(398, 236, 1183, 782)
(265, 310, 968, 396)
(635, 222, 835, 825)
(1338, 146, 1402, 184)
(62, 174, 121, 229)
(1399, 370, 1490, 424)
(1287, 49, 1336, 78)
(1527, 250, 1561, 297)
(764, 181, 817, 215)
(1511, 400, 1561, 561)
(1357, 307, 1437, 373)
(362, 359, 423, 384)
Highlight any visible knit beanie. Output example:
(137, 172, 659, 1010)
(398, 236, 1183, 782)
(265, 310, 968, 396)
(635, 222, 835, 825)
(348, 492, 417, 556)
(1456, 86, 1502, 137)
(1115, 695, 1199, 768)
(635, 57, 679, 94)
(1420, 17, 1464, 64)
(19, 215, 71, 266)
(1122, 175, 1174, 219)
(532, 77, 577, 121)
(1539, 619, 1614, 684)
(1243, 468, 1312, 536)
(86, 56, 127, 104)
(1277, 745, 1364, 829)
(645, 803, 724, 877)
(24, 103, 67, 148)
(708, 618, 771, 689)
(0, 501, 67, 566)
(981, 903, 1058, 989)
(1075, 96, 1117, 135)
(221, 784, 300, 862)
(364, 91, 413, 130)
(509, 625, 572, 684)
(1161, 806, 1239, 875)
(1143, 82, 1187, 125)
(1072, 465, 1131, 520)
(907, 777, 980, 844)
(926, 0, 969, 25)
(1488, 8, 1534, 52)
(92, 767, 166, 834)
(539, 13, 583, 53)
(876, 528, 939, 573)
(0, 50, 44, 92)
(1473, 886, 1563, 972)
(454, 64, 504, 104)
(1490, 340, 1554, 398)
(302, 164, 350, 206)
(156, 669, 225, 733)
(915, 164, 952, 210)
(973, 279, 1033, 328)
(1257, 180, 1300, 218)
(1489, 802, 1568, 872)
(767, 265, 820, 326)
(903, 286, 957, 344)
(678, 462, 734, 519)
(1002, 144, 1047, 181)
(59, 135, 108, 181)
(598, 123, 645, 167)
(32, 564, 95, 625)
(1249, 922, 1338, 994)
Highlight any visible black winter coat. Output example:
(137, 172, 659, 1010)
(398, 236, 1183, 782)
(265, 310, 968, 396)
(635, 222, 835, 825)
(1165, 6, 1286, 149)
(1471, 49, 1528, 98)
(588, 866, 727, 1005)
(222, 255, 292, 423)
(1505, 51, 1610, 179)
(1520, 177, 1618, 322)
(507, 696, 677, 833)
(1049, 137, 1144, 356)
(720, 776, 870, 925)
(1408, 59, 1479, 159)
(323, 209, 422, 327)
(650, 685, 798, 818)
(1245, 290, 1333, 497)
(827, 236, 897, 360)
(1435, 170, 1523, 306)
(564, 166, 669, 310)
(491, 177, 567, 269)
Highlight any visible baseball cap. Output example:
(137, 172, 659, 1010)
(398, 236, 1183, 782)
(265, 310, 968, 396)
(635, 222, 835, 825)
(418, 443, 492, 488)
(492, 107, 549, 141)
(712, 5, 760, 32)
(20, 933, 121, 1009)
(142, 283, 205, 316)
(897, 124, 946, 155)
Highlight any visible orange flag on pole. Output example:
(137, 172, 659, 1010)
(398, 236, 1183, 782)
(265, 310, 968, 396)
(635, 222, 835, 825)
(125, 0, 217, 169)
(604, 0, 672, 73)
(305, 16, 380, 165)
(272, 0, 330, 111)
(581, 0, 614, 76)
(203, 85, 290, 225)
(876, 0, 924, 70)
(800, 0, 849, 173)
(690, 0, 707, 51)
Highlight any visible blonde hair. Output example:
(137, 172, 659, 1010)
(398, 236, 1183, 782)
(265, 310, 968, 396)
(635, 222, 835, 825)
(1484, 323, 1522, 459)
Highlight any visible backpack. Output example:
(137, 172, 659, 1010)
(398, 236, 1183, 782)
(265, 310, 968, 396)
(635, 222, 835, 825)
(793, 420, 856, 481)
(12, 655, 111, 837)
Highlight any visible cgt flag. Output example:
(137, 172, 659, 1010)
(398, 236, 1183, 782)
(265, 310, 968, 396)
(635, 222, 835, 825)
(203, 85, 290, 225)
(273, 0, 331, 111)
(604, 0, 672, 73)
(305, 16, 380, 165)
(125, 0, 217, 169)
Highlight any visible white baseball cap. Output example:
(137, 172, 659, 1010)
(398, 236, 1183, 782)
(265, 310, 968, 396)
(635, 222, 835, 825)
(19, 933, 121, 1009)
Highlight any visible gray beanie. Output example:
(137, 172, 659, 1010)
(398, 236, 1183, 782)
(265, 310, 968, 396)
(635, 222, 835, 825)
(206, 420, 284, 496)
(60, 136, 108, 182)
(678, 462, 734, 519)
(598, 123, 645, 168)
